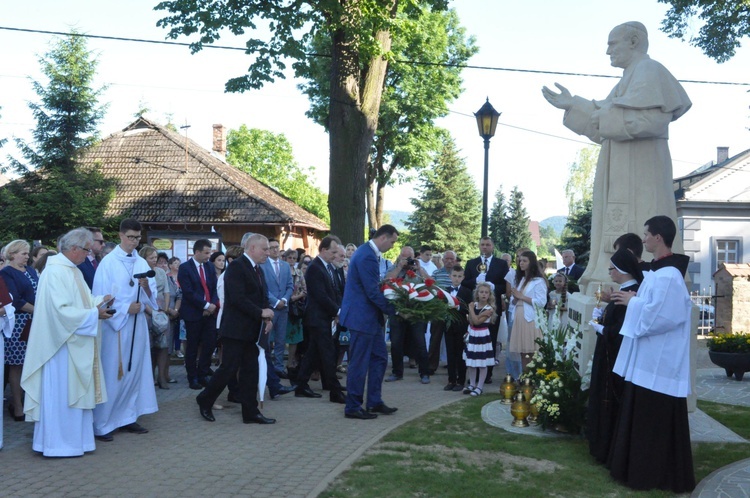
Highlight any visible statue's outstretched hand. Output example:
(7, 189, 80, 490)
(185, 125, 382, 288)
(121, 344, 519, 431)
(542, 83, 573, 110)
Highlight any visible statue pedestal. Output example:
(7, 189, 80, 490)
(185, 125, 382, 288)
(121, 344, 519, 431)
(567, 292, 598, 377)
(569, 287, 698, 413)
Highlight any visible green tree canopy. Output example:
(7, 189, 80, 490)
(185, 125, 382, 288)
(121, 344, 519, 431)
(156, 0, 449, 245)
(504, 186, 533, 255)
(226, 125, 329, 223)
(0, 32, 114, 243)
(560, 198, 592, 267)
(488, 187, 508, 253)
(405, 136, 481, 260)
(564, 145, 598, 214)
(297, 8, 477, 230)
(659, 0, 750, 62)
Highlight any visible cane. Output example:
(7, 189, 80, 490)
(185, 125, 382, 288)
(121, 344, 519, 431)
(127, 284, 142, 372)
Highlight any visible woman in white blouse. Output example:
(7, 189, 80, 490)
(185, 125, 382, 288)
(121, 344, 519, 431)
(508, 251, 548, 373)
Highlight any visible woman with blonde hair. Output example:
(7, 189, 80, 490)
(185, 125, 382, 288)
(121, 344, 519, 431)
(1, 240, 39, 420)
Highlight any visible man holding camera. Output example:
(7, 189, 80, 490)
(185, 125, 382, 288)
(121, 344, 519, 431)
(384, 246, 432, 384)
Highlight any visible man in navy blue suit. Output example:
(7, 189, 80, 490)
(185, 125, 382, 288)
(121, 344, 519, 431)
(77, 227, 105, 290)
(178, 239, 220, 390)
(340, 225, 399, 420)
(260, 238, 294, 376)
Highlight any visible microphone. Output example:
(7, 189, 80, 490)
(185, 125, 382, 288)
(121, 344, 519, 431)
(133, 270, 156, 279)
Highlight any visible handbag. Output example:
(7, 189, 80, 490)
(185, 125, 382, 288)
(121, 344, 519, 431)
(150, 310, 170, 349)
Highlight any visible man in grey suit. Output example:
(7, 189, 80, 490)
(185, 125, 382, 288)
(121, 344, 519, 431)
(261, 238, 295, 377)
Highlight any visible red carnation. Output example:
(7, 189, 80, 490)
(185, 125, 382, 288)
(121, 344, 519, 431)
(424, 278, 435, 287)
(406, 270, 417, 278)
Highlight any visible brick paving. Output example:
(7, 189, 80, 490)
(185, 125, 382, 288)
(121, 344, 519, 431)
(2, 339, 750, 497)
(1, 362, 464, 497)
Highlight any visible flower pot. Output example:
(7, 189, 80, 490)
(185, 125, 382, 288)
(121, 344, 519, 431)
(708, 351, 750, 381)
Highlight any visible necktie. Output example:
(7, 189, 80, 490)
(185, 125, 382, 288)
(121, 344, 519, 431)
(326, 263, 336, 285)
(198, 264, 211, 302)
(274, 259, 280, 283)
(565, 267, 570, 276)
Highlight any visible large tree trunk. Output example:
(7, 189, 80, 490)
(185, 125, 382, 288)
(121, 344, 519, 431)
(328, 16, 393, 245)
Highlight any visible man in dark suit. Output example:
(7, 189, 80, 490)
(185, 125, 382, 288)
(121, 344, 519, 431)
(294, 235, 346, 403)
(178, 239, 220, 390)
(77, 227, 105, 289)
(559, 249, 585, 280)
(462, 236, 509, 384)
(340, 225, 399, 420)
(197, 233, 276, 424)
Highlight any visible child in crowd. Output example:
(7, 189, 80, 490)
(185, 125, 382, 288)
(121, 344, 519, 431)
(462, 282, 496, 396)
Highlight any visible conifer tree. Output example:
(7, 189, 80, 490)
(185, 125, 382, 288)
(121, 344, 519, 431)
(504, 186, 532, 254)
(560, 198, 592, 267)
(0, 32, 114, 242)
(488, 187, 508, 252)
(406, 137, 481, 260)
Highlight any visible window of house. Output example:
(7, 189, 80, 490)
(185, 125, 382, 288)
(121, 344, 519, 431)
(716, 239, 739, 268)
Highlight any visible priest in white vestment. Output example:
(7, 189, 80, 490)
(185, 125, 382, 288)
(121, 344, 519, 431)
(21, 228, 112, 457)
(92, 219, 158, 440)
(0, 278, 15, 450)
(542, 21, 691, 289)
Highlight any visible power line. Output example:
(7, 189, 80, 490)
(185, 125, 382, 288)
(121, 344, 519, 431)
(1, 25, 749, 87)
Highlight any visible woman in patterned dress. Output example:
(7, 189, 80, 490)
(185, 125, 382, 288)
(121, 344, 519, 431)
(1, 240, 39, 421)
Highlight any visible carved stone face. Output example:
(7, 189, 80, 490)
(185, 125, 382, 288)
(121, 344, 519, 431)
(606, 27, 637, 69)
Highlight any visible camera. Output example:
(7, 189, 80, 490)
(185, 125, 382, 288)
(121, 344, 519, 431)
(405, 257, 417, 268)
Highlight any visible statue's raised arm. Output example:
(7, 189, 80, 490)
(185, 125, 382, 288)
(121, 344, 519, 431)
(540, 21, 691, 290)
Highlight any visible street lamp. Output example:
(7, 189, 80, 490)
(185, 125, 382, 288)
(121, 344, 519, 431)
(474, 98, 501, 238)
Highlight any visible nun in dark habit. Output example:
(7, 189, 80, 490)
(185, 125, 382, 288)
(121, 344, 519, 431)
(585, 247, 642, 463)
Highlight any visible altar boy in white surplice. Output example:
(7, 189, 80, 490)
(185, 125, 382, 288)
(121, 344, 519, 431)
(21, 228, 113, 457)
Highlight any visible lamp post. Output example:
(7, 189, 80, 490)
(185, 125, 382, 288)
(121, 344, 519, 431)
(474, 98, 501, 238)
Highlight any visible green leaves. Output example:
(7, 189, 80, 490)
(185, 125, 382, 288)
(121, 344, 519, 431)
(659, 0, 750, 63)
(226, 125, 329, 222)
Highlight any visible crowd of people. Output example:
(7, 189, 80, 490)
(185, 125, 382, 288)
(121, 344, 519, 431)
(0, 216, 694, 493)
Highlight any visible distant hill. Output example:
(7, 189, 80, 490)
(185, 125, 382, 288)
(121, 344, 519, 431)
(385, 210, 411, 231)
(540, 216, 567, 235)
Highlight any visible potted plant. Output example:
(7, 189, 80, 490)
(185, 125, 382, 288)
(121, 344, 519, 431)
(707, 332, 750, 381)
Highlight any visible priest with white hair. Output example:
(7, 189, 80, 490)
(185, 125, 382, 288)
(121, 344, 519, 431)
(21, 228, 114, 457)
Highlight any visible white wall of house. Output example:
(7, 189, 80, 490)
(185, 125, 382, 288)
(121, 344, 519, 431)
(679, 213, 749, 293)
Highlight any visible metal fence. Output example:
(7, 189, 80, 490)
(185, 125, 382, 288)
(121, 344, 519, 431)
(691, 288, 715, 336)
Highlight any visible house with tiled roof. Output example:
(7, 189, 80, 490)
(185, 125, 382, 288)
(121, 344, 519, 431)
(79, 117, 328, 260)
(674, 146, 750, 293)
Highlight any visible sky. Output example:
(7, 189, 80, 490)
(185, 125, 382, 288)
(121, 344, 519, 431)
(1, 0, 748, 223)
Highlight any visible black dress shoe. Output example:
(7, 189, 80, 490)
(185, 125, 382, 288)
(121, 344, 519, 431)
(295, 386, 322, 398)
(329, 391, 346, 404)
(276, 385, 296, 396)
(345, 409, 377, 420)
(243, 413, 276, 424)
(227, 392, 241, 403)
(121, 422, 148, 434)
(189, 381, 203, 390)
(95, 432, 114, 442)
(368, 403, 398, 415)
(276, 369, 289, 379)
(197, 398, 215, 422)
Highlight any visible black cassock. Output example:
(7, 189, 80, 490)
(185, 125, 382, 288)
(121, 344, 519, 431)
(585, 282, 638, 463)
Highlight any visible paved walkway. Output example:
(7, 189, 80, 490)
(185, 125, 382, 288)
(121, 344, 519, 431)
(2, 340, 749, 497)
(1, 363, 464, 497)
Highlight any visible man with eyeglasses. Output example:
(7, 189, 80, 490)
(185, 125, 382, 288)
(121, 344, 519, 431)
(77, 227, 106, 289)
(92, 219, 159, 442)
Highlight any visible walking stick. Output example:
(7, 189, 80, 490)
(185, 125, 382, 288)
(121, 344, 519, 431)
(127, 284, 142, 372)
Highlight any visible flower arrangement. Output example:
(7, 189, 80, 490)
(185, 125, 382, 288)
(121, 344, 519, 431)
(707, 332, 750, 353)
(381, 271, 460, 324)
(522, 305, 587, 432)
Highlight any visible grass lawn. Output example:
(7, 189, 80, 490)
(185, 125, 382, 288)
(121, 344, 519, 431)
(321, 394, 750, 498)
